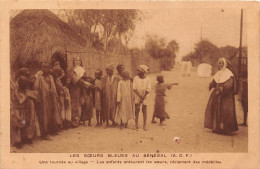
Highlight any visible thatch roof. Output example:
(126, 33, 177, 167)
(10, 9, 86, 70)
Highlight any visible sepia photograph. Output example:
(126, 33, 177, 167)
(8, 8, 249, 154)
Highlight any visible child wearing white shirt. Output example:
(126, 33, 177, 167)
(133, 65, 151, 131)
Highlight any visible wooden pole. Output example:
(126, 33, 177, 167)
(238, 9, 243, 78)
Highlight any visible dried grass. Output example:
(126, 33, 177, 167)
(10, 9, 86, 71)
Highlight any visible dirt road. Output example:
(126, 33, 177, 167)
(12, 67, 248, 153)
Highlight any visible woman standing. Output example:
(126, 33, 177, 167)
(66, 56, 92, 127)
(17, 68, 41, 143)
(66, 56, 84, 128)
(34, 62, 61, 138)
(204, 58, 238, 135)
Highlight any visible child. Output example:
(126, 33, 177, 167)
(10, 78, 26, 148)
(115, 71, 134, 129)
(103, 64, 119, 128)
(51, 60, 65, 79)
(151, 75, 178, 126)
(52, 65, 71, 129)
(94, 69, 103, 127)
(11, 68, 40, 147)
(133, 65, 151, 131)
(80, 75, 95, 126)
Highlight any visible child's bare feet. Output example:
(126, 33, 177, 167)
(143, 125, 148, 131)
(135, 125, 139, 131)
(151, 120, 157, 124)
(104, 123, 109, 129)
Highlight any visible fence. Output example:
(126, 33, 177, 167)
(66, 49, 132, 78)
(66, 49, 162, 78)
(130, 49, 161, 77)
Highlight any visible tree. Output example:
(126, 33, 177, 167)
(219, 45, 238, 60)
(145, 34, 166, 59)
(92, 33, 104, 51)
(194, 40, 220, 65)
(100, 10, 140, 51)
(145, 34, 179, 70)
(183, 52, 199, 66)
(167, 40, 179, 55)
(57, 9, 141, 52)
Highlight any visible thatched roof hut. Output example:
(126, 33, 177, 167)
(10, 9, 86, 72)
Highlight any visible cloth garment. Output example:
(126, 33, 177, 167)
(34, 74, 61, 135)
(133, 76, 151, 105)
(114, 80, 135, 124)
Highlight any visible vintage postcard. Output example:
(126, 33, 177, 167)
(0, 1, 259, 169)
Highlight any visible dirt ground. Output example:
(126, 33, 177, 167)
(11, 67, 248, 153)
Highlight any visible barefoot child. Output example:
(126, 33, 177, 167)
(80, 76, 95, 126)
(103, 64, 119, 128)
(151, 75, 178, 126)
(115, 71, 134, 129)
(94, 69, 103, 126)
(133, 65, 151, 131)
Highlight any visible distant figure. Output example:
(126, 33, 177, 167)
(204, 58, 238, 135)
(115, 71, 134, 129)
(181, 58, 192, 76)
(151, 75, 178, 126)
(186, 58, 192, 76)
(133, 65, 151, 131)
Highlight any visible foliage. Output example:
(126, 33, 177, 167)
(144, 34, 179, 70)
(184, 40, 241, 69)
(194, 40, 220, 65)
(219, 45, 238, 60)
(92, 33, 104, 51)
(145, 34, 179, 59)
(60, 9, 141, 52)
(144, 34, 166, 59)
(167, 40, 179, 55)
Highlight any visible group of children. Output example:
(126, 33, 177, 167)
(10, 56, 177, 149)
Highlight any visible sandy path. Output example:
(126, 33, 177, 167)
(12, 67, 247, 153)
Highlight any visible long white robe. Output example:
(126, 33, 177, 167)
(115, 80, 134, 124)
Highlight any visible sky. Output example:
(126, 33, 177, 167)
(130, 9, 247, 61)
(10, 9, 247, 62)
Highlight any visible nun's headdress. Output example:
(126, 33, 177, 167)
(213, 57, 233, 83)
